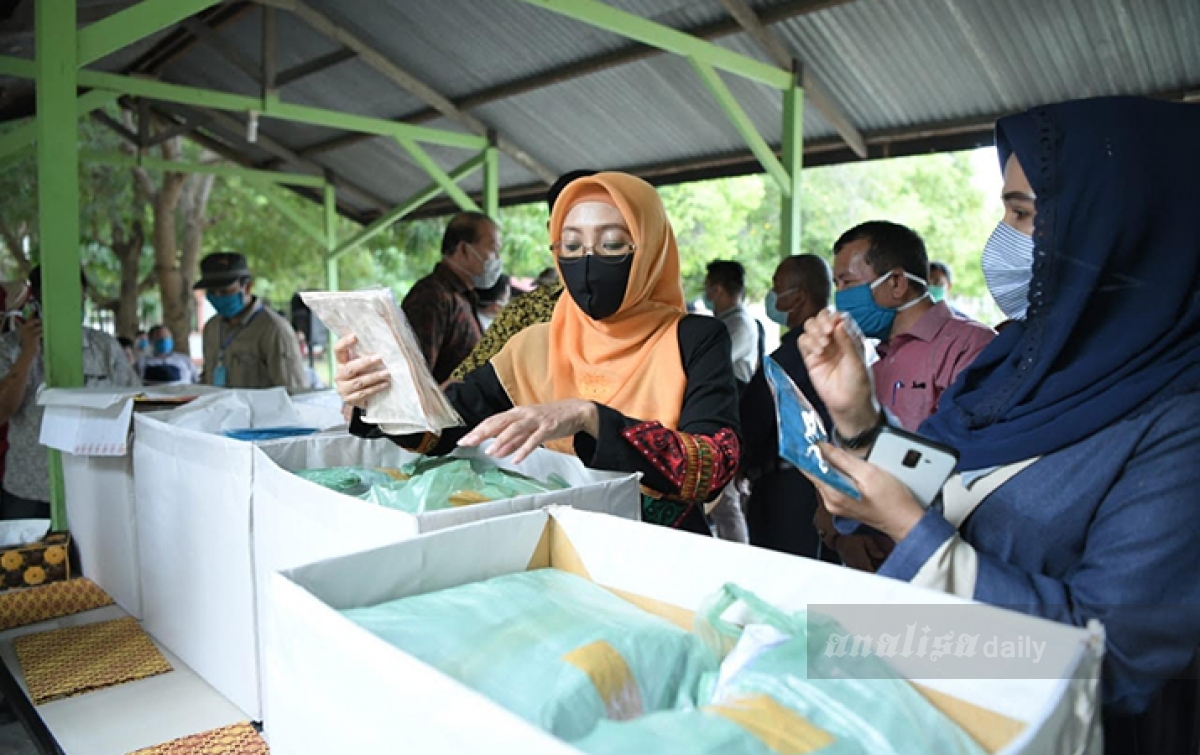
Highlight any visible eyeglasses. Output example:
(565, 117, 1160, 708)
(550, 240, 636, 265)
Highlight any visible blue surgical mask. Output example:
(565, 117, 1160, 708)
(765, 289, 794, 327)
(702, 294, 716, 313)
(152, 337, 174, 355)
(135, 337, 149, 352)
(928, 284, 946, 303)
(208, 291, 247, 319)
(981, 221, 1034, 320)
(834, 271, 927, 340)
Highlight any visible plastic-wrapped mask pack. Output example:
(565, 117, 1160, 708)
(341, 569, 718, 740)
(762, 356, 859, 499)
(302, 289, 462, 435)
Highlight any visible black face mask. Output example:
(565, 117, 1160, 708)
(560, 255, 634, 321)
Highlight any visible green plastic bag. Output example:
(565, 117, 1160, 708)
(364, 457, 568, 514)
(578, 585, 987, 755)
(294, 466, 400, 497)
(340, 568, 718, 741)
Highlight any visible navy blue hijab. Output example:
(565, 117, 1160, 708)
(920, 97, 1200, 471)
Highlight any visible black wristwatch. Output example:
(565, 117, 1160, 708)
(833, 410, 886, 450)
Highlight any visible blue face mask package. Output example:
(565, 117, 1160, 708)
(340, 568, 718, 741)
(761, 356, 859, 500)
(580, 585, 987, 755)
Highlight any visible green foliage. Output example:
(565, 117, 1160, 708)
(5, 123, 1003, 329)
(797, 151, 999, 300)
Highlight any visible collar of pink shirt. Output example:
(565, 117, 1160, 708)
(876, 300, 954, 357)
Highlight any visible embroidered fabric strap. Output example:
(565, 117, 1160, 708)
(412, 432, 439, 456)
(619, 421, 738, 502)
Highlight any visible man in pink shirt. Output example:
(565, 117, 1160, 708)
(832, 221, 995, 431)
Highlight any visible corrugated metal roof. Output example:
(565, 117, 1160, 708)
(6, 0, 1194, 219)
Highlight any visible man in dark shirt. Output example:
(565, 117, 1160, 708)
(739, 254, 839, 560)
(402, 212, 503, 384)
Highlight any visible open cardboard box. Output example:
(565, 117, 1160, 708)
(135, 412, 641, 720)
(39, 385, 223, 618)
(263, 507, 1102, 754)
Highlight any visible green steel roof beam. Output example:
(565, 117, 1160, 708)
(483, 140, 500, 217)
(0, 55, 35, 78)
(395, 135, 480, 213)
(84, 151, 327, 188)
(38, 0, 82, 533)
(780, 69, 804, 256)
(0, 56, 487, 151)
(515, 0, 791, 90)
(238, 182, 328, 246)
(77, 0, 222, 67)
(689, 57, 792, 196)
(324, 184, 339, 378)
(0, 89, 117, 161)
(332, 153, 485, 259)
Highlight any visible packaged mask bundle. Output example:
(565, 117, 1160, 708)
(296, 457, 568, 512)
(364, 457, 569, 513)
(294, 466, 407, 497)
(762, 356, 859, 499)
(340, 568, 719, 741)
(301, 289, 462, 435)
(579, 585, 986, 755)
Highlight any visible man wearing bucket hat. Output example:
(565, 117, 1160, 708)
(194, 252, 306, 392)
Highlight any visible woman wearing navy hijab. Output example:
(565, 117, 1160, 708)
(798, 96, 1200, 751)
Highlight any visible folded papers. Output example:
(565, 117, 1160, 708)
(302, 289, 462, 435)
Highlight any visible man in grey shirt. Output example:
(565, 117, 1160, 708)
(0, 268, 140, 518)
(194, 252, 306, 393)
(704, 260, 763, 392)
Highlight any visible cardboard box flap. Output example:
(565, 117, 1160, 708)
(285, 509, 553, 611)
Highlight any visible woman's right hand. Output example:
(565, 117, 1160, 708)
(333, 334, 390, 410)
(797, 309, 880, 439)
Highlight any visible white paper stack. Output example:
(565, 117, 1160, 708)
(302, 289, 462, 435)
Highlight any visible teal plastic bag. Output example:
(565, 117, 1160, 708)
(578, 585, 986, 755)
(294, 466, 400, 497)
(341, 568, 718, 740)
(365, 457, 568, 514)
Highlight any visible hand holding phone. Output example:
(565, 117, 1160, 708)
(17, 318, 42, 358)
(865, 425, 958, 508)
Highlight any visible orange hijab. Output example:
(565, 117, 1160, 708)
(492, 172, 688, 454)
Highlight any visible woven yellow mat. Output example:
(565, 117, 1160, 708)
(126, 722, 268, 755)
(14, 616, 171, 704)
(0, 578, 114, 632)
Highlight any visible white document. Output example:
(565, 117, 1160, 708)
(301, 289, 462, 435)
(39, 400, 135, 456)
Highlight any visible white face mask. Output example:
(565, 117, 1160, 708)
(466, 244, 503, 289)
(982, 221, 1035, 320)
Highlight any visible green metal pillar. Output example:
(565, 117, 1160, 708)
(483, 135, 500, 218)
(323, 183, 339, 379)
(37, 0, 82, 532)
(780, 64, 804, 258)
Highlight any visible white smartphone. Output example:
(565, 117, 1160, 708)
(866, 425, 959, 508)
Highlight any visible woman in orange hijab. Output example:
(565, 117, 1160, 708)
(336, 172, 741, 534)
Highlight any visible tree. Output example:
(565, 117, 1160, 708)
(131, 136, 189, 346)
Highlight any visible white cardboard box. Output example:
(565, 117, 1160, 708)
(38, 386, 222, 618)
(264, 507, 1103, 755)
(134, 415, 641, 721)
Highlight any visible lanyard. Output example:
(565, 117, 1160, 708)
(218, 305, 262, 362)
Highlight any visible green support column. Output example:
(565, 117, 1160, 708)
(780, 65, 804, 258)
(323, 183, 339, 379)
(37, 0, 82, 532)
(483, 137, 500, 218)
